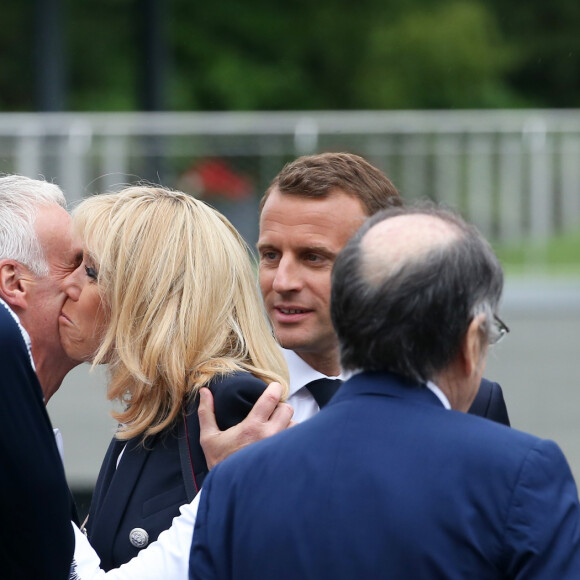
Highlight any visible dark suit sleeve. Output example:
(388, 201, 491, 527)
(190, 472, 220, 580)
(504, 439, 580, 578)
(0, 307, 74, 579)
(468, 378, 510, 426)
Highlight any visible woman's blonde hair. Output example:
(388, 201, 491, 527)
(72, 185, 288, 440)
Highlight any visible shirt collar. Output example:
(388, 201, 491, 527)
(281, 348, 351, 397)
(426, 380, 451, 409)
(0, 297, 35, 371)
(53, 428, 65, 465)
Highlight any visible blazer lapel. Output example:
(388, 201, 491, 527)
(88, 437, 151, 566)
(89, 438, 125, 519)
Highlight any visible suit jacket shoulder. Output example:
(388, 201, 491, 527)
(206, 371, 269, 431)
(182, 371, 268, 492)
(503, 438, 580, 577)
(468, 378, 510, 426)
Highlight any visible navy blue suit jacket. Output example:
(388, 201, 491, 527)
(191, 371, 580, 579)
(87, 371, 267, 570)
(0, 303, 74, 579)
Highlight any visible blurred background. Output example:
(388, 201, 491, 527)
(2, 0, 580, 515)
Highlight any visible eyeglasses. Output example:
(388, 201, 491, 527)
(490, 314, 510, 345)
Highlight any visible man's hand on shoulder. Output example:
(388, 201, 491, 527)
(199, 382, 294, 470)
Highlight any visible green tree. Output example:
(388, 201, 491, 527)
(67, 0, 138, 110)
(485, 0, 580, 107)
(0, 2, 35, 110)
(170, 0, 377, 110)
(1, 0, 578, 112)
(355, 0, 519, 109)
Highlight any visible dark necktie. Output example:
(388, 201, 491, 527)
(305, 378, 343, 409)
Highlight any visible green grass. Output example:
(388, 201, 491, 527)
(492, 229, 580, 277)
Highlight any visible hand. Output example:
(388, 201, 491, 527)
(199, 382, 294, 470)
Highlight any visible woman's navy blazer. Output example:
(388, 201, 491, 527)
(86, 371, 266, 570)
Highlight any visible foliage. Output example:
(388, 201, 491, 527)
(67, 0, 137, 110)
(493, 228, 580, 276)
(170, 0, 376, 110)
(355, 1, 520, 109)
(484, 0, 580, 108)
(0, 2, 35, 110)
(1, 0, 579, 111)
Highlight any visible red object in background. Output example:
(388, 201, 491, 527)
(178, 159, 253, 201)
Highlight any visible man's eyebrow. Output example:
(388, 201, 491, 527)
(256, 242, 334, 255)
(300, 245, 335, 256)
(256, 241, 277, 251)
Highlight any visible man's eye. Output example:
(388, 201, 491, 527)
(262, 251, 278, 261)
(85, 266, 99, 280)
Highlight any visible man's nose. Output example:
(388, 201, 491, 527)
(272, 258, 303, 293)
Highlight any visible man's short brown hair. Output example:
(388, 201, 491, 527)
(260, 152, 402, 215)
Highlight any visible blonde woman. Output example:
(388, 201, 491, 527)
(59, 186, 288, 571)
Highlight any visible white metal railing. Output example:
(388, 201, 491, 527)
(1, 110, 579, 244)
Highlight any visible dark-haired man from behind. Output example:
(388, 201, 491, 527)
(191, 204, 580, 579)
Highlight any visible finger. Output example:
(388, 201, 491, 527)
(198, 387, 219, 436)
(266, 403, 294, 433)
(248, 382, 284, 422)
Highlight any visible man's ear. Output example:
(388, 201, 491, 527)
(460, 313, 487, 377)
(0, 260, 30, 310)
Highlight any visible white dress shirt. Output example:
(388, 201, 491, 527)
(283, 348, 350, 423)
(426, 380, 451, 409)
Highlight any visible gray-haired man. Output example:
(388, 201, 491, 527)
(0, 175, 79, 579)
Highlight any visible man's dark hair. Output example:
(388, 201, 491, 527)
(259, 152, 401, 215)
(330, 203, 504, 383)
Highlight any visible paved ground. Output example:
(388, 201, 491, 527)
(47, 275, 580, 489)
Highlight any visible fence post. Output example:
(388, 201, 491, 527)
(498, 133, 523, 242)
(466, 133, 494, 238)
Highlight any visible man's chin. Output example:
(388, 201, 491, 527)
(275, 333, 313, 353)
(54, 343, 85, 370)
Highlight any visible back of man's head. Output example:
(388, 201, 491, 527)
(0, 175, 66, 276)
(260, 152, 401, 214)
(331, 203, 504, 383)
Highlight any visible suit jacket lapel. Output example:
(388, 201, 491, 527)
(88, 437, 151, 566)
(89, 437, 125, 519)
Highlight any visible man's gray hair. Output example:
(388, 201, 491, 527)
(331, 203, 504, 384)
(0, 175, 67, 276)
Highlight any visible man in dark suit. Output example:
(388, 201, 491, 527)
(190, 203, 580, 579)
(0, 303, 74, 579)
(199, 153, 509, 467)
(0, 176, 78, 579)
